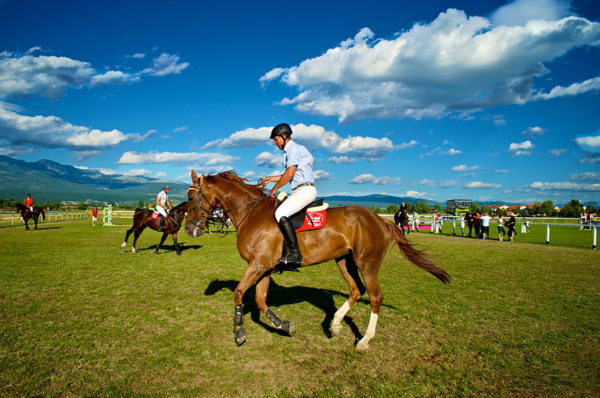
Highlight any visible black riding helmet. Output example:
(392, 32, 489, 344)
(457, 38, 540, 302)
(270, 123, 293, 139)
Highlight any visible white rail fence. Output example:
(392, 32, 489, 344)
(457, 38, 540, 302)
(0, 210, 136, 227)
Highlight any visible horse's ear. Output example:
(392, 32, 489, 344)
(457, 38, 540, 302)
(191, 169, 198, 184)
(200, 172, 205, 186)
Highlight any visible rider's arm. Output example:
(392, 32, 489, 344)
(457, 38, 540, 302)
(269, 165, 297, 197)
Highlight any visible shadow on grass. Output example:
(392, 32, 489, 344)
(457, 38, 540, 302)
(204, 278, 397, 340)
(135, 242, 203, 254)
(24, 226, 62, 231)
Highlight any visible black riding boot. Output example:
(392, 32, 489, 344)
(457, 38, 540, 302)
(159, 215, 165, 232)
(277, 217, 302, 265)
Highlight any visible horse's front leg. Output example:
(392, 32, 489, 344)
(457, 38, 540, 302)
(233, 262, 271, 346)
(255, 274, 295, 336)
(171, 233, 182, 256)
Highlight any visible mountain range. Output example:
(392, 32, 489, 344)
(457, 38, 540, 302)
(3, 155, 577, 208)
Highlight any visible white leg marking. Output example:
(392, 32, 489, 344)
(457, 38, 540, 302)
(356, 312, 379, 351)
(120, 242, 126, 249)
(131, 247, 136, 254)
(330, 300, 351, 336)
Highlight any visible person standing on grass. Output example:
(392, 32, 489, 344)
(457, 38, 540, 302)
(459, 214, 465, 237)
(506, 215, 517, 242)
(91, 207, 98, 226)
(481, 212, 491, 240)
(466, 212, 474, 237)
(498, 214, 505, 242)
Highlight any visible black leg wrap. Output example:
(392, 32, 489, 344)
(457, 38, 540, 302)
(281, 320, 296, 335)
(265, 309, 282, 328)
(234, 304, 244, 327)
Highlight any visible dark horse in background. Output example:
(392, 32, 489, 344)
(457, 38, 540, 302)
(120, 202, 188, 255)
(394, 208, 410, 234)
(16, 203, 45, 230)
(185, 170, 450, 350)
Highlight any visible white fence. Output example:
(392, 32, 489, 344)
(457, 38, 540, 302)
(0, 210, 97, 227)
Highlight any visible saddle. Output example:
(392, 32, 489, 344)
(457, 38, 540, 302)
(151, 211, 169, 220)
(275, 192, 328, 232)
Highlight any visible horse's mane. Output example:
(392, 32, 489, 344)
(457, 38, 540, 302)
(208, 170, 267, 197)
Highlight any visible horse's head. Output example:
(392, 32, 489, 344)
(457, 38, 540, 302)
(185, 169, 220, 238)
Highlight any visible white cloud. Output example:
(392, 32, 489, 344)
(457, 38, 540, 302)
(123, 168, 153, 177)
(313, 169, 333, 182)
(579, 153, 600, 164)
(74, 150, 100, 161)
(405, 190, 427, 197)
(529, 181, 600, 191)
(509, 140, 533, 156)
(522, 126, 546, 136)
(0, 102, 153, 149)
(130, 53, 146, 59)
(398, 139, 419, 149)
(173, 126, 188, 133)
(142, 53, 189, 76)
(117, 151, 239, 166)
(444, 148, 463, 156)
(534, 77, 600, 100)
(350, 173, 403, 185)
(569, 172, 600, 182)
(261, 8, 600, 122)
(495, 169, 511, 174)
(451, 164, 480, 171)
(575, 135, 600, 148)
(255, 151, 281, 168)
(217, 123, 394, 159)
(0, 54, 94, 98)
(548, 148, 567, 156)
(465, 181, 502, 188)
(327, 155, 356, 164)
(90, 70, 140, 86)
(491, 0, 570, 27)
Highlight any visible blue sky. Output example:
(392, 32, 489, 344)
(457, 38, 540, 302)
(0, 0, 599, 204)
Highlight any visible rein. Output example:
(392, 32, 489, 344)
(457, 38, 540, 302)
(188, 184, 269, 232)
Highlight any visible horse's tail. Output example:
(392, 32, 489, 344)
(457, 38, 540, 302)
(384, 219, 451, 284)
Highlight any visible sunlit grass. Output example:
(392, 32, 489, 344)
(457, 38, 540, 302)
(1, 220, 598, 396)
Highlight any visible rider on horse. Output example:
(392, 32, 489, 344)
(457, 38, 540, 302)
(156, 185, 172, 232)
(23, 193, 33, 214)
(260, 123, 317, 265)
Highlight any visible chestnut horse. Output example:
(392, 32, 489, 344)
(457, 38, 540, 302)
(185, 170, 450, 350)
(16, 203, 45, 230)
(120, 202, 188, 255)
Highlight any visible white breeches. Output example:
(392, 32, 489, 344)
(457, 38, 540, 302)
(274, 185, 317, 222)
(157, 205, 167, 217)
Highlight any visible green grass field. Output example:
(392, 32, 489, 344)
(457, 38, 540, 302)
(1, 219, 599, 397)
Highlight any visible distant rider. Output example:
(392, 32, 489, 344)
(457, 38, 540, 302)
(23, 193, 33, 213)
(261, 123, 316, 265)
(156, 185, 172, 231)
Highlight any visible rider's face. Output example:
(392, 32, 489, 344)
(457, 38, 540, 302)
(273, 136, 284, 150)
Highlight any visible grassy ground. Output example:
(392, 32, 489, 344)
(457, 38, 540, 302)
(1, 220, 599, 397)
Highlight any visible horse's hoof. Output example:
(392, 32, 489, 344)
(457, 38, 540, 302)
(234, 327, 247, 346)
(330, 323, 343, 337)
(281, 321, 296, 336)
(131, 248, 136, 254)
(153, 251, 159, 255)
(356, 339, 369, 351)
(177, 252, 182, 256)
(120, 242, 126, 249)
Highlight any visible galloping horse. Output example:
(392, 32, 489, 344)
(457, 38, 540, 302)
(120, 202, 188, 255)
(394, 208, 409, 234)
(185, 170, 450, 351)
(16, 203, 45, 230)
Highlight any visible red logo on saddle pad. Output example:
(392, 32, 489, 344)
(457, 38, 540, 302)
(296, 210, 327, 232)
(151, 212, 168, 220)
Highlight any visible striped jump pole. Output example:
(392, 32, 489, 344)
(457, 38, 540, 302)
(546, 224, 550, 245)
(593, 227, 597, 250)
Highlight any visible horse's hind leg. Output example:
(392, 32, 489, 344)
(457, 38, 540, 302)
(232, 261, 271, 346)
(355, 266, 384, 351)
(171, 233, 182, 256)
(255, 274, 295, 335)
(121, 227, 135, 248)
(331, 253, 365, 336)
(155, 232, 169, 255)
(131, 226, 147, 254)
